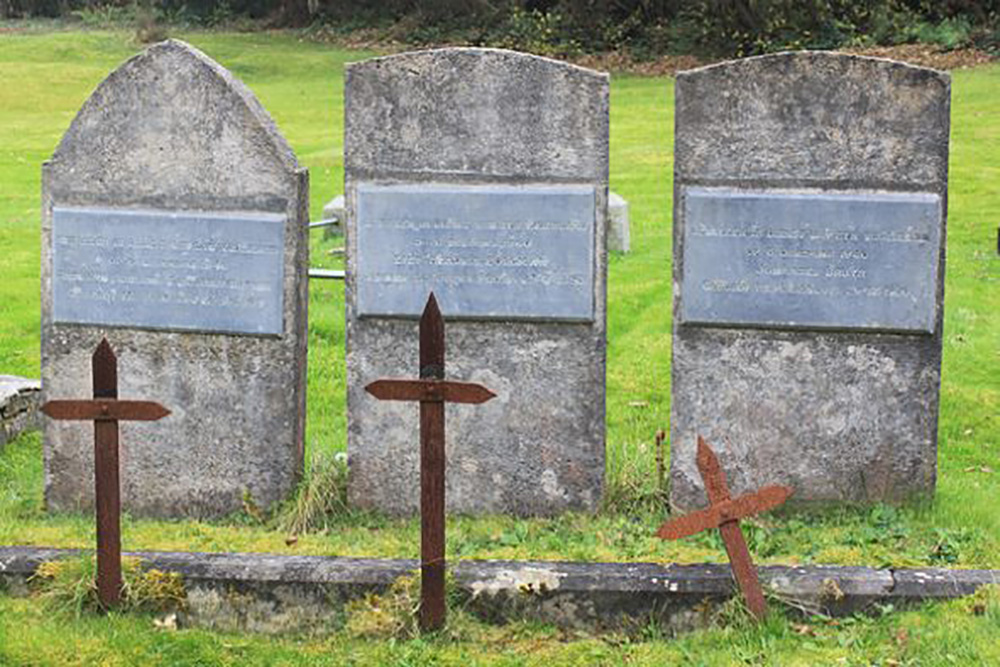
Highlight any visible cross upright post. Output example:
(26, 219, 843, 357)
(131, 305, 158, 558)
(657, 435, 793, 620)
(41, 338, 169, 608)
(365, 293, 496, 632)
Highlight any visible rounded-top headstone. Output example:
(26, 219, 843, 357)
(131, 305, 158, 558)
(345, 48, 609, 516)
(670, 51, 949, 510)
(346, 48, 608, 181)
(42, 40, 309, 518)
(674, 51, 949, 186)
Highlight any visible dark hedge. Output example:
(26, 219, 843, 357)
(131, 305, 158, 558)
(3, 0, 998, 58)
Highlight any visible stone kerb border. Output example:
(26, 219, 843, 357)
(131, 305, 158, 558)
(1, 547, 996, 634)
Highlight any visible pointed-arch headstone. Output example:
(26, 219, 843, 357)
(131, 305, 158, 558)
(41, 40, 309, 518)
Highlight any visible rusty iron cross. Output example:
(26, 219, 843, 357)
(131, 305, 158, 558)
(41, 338, 170, 608)
(656, 435, 793, 620)
(364, 293, 496, 632)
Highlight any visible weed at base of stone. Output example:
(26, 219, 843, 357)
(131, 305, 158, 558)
(344, 571, 485, 642)
(28, 555, 185, 617)
(275, 451, 351, 535)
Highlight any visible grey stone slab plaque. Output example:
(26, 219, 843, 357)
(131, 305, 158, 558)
(356, 183, 596, 321)
(52, 206, 285, 335)
(679, 188, 941, 333)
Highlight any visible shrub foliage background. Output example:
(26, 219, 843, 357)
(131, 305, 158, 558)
(3, 0, 999, 58)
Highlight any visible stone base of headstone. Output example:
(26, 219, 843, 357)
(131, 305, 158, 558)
(607, 191, 630, 253)
(0, 376, 41, 448)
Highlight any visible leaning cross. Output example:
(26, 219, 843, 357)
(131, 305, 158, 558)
(656, 435, 792, 620)
(40, 338, 170, 608)
(365, 293, 496, 632)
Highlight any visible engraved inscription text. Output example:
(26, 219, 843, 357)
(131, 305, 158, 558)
(52, 207, 286, 335)
(356, 184, 596, 320)
(679, 188, 941, 332)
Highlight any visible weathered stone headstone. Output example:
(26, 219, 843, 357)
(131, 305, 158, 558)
(345, 48, 608, 515)
(607, 191, 630, 253)
(41, 40, 309, 518)
(670, 52, 949, 509)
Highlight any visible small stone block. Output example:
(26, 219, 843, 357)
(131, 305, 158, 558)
(0, 376, 41, 448)
(607, 190, 630, 253)
(321, 194, 345, 238)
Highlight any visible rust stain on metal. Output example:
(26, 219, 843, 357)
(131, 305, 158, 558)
(656, 435, 793, 621)
(657, 485, 792, 540)
(39, 337, 169, 609)
(41, 399, 170, 421)
(363, 292, 496, 633)
(655, 428, 667, 494)
(365, 379, 495, 404)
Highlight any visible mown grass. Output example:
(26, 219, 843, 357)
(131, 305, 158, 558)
(2, 585, 999, 665)
(0, 26, 998, 663)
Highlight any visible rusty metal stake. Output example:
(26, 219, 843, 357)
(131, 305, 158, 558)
(656, 435, 793, 620)
(41, 338, 169, 608)
(655, 429, 666, 495)
(365, 293, 496, 632)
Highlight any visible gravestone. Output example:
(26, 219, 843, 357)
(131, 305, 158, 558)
(345, 48, 608, 515)
(41, 40, 309, 518)
(607, 191, 630, 253)
(670, 52, 949, 509)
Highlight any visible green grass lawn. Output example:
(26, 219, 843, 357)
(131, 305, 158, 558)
(1, 589, 999, 666)
(1, 26, 999, 664)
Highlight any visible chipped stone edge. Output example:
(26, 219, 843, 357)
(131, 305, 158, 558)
(2, 546, 997, 634)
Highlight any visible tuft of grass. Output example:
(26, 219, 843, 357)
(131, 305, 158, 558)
(29, 555, 185, 616)
(274, 451, 351, 535)
(712, 593, 775, 632)
(964, 583, 1000, 620)
(602, 428, 670, 516)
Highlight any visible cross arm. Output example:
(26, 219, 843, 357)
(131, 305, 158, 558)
(41, 399, 171, 421)
(656, 485, 793, 540)
(365, 379, 496, 404)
